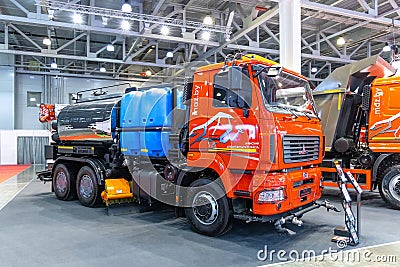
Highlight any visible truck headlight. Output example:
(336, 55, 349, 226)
(257, 188, 286, 203)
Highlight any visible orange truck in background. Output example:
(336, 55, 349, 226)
(314, 55, 400, 209)
(38, 54, 331, 236)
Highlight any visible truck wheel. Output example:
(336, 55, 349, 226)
(185, 178, 232, 236)
(76, 166, 103, 207)
(53, 164, 76, 201)
(379, 165, 400, 210)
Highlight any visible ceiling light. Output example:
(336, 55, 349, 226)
(225, 35, 231, 42)
(203, 15, 213, 25)
(100, 66, 106, 72)
(166, 51, 173, 58)
(102, 17, 108, 26)
(43, 37, 51, 46)
(121, 20, 131, 30)
(160, 25, 169, 35)
(106, 44, 115, 52)
(145, 70, 152, 77)
(311, 67, 318, 73)
(72, 13, 83, 24)
(201, 31, 211, 41)
(383, 43, 392, 52)
(50, 62, 57, 69)
(121, 0, 132, 12)
(337, 36, 346, 46)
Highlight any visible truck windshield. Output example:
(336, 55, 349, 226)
(256, 67, 317, 117)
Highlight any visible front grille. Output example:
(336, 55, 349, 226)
(283, 135, 320, 163)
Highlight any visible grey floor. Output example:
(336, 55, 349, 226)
(0, 166, 399, 267)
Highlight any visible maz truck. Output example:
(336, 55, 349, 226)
(314, 55, 400, 210)
(38, 54, 329, 236)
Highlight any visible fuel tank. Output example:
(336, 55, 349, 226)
(57, 100, 118, 142)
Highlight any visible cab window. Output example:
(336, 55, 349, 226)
(212, 66, 252, 108)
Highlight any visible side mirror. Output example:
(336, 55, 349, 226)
(228, 66, 244, 90)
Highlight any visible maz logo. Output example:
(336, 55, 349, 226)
(298, 144, 308, 155)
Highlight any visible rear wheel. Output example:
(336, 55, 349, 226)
(185, 178, 232, 236)
(379, 165, 400, 210)
(52, 163, 76, 201)
(76, 166, 103, 207)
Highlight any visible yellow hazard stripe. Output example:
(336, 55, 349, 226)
(337, 93, 342, 110)
(58, 146, 73, 150)
(371, 137, 397, 140)
(209, 148, 257, 153)
(323, 89, 344, 94)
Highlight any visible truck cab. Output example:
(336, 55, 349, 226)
(313, 55, 400, 210)
(183, 54, 323, 228)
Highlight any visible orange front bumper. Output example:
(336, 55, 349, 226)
(251, 167, 322, 216)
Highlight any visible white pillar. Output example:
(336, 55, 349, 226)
(0, 53, 15, 129)
(279, 0, 302, 73)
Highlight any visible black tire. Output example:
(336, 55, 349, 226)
(379, 165, 400, 210)
(76, 166, 103, 207)
(52, 163, 76, 201)
(185, 178, 232, 237)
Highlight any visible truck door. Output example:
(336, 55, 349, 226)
(206, 65, 260, 169)
(369, 82, 400, 143)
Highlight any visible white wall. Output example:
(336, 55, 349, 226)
(14, 73, 137, 130)
(0, 130, 51, 165)
(14, 74, 46, 130)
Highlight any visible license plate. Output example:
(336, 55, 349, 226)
(299, 188, 311, 198)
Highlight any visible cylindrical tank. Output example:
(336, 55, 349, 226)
(57, 100, 119, 142)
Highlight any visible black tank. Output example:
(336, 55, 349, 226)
(57, 100, 118, 142)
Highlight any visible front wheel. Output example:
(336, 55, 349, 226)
(76, 166, 103, 207)
(185, 178, 232, 236)
(379, 165, 400, 210)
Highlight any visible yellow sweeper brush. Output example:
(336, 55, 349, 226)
(101, 178, 134, 209)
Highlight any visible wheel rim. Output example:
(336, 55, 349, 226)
(389, 175, 400, 202)
(192, 191, 219, 225)
(55, 171, 67, 194)
(79, 174, 94, 199)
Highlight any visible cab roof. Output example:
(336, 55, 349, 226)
(195, 54, 307, 80)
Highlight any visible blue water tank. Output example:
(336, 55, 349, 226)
(176, 89, 186, 110)
(111, 104, 118, 139)
(140, 88, 172, 127)
(120, 91, 143, 128)
(120, 132, 141, 156)
(140, 131, 171, 157)
(120, 91, 143, 156)
(120, 87, 172, 158)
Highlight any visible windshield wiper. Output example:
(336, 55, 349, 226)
(296, 109, 311, 120)
(270, 104, 298, 118)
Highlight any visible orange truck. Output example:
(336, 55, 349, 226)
(38, 54, 330, 236)
(314, 55, 400, 209)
